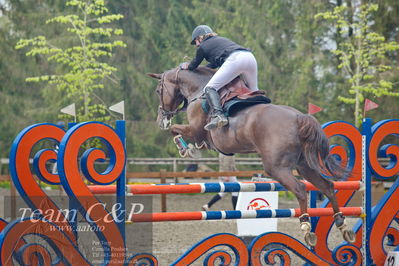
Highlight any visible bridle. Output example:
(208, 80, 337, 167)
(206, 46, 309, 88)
(157, 68, 187, 118)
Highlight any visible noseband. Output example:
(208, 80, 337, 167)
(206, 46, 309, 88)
(158, 68, 187, 118)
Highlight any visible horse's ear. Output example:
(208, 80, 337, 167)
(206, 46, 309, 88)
(147, 73, 162, 80)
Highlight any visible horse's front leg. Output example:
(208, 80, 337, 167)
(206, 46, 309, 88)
(170, 124, 202, 158)
(170, 124, 193, 138)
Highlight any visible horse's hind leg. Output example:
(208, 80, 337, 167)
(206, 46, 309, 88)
(297, 164, 356, 243)
(268, 167, 317, 246)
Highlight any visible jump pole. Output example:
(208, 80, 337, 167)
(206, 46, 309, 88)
(88, 181, 362, 195)
(127, 207, 363, 223)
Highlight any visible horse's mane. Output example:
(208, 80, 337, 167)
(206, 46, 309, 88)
(192, 66, 217, 76)
(178, 66, 216, 90)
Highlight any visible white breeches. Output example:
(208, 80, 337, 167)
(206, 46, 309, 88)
(205, 51, 259, 92)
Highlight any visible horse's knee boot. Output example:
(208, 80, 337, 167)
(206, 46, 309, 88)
(204, 87, 228, 130)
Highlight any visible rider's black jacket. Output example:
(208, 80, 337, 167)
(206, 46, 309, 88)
(188, 36, 250, 70)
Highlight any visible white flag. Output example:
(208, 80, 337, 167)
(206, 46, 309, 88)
(60, 103, 76, 116)
(109, 100, 125, 116)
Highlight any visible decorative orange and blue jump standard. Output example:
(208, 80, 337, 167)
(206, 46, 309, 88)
(88, 181, 362, 194)
(2, 118, 399, 266)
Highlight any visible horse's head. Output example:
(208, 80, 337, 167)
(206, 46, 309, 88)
(147, 68, 186, 130)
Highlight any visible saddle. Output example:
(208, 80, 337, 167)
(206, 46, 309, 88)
(202, 77, 271, 116)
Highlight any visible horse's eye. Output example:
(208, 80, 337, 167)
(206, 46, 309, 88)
(156, 88, 161, 95)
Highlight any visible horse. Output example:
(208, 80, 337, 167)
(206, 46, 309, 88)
(147, 66, 355, 246)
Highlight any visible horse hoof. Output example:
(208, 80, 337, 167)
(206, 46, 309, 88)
(300, 222, 311, 232)
(304, 232, 317, 247)
(342, 229, 356, 243)
(333, 212, 345, 228)
(178, 149, 188, 158)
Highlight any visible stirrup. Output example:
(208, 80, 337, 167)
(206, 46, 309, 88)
(204, 115, 228, 131)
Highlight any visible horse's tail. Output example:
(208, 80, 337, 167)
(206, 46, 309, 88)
(297, 114, 349, 180)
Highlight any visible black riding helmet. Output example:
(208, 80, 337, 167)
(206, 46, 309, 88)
(191, 25, 214, 45)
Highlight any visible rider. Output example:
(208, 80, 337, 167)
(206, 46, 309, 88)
(180, 25, 259, 131)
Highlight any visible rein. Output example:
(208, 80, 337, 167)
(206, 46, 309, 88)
(158, 68, 187, 118)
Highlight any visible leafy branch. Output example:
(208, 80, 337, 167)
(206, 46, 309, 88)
(15, 0, 126, 122)
(316, 3, 399, 126)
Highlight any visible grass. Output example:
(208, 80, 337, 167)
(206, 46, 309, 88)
(0, 181, 60, 190)
(0, 181, 10, 189)
(279, 191, 296, 201)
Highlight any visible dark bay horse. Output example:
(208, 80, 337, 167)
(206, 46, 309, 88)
(148, 66, 355, 246)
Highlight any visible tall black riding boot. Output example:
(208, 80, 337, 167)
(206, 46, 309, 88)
(204, 87, 228, 131)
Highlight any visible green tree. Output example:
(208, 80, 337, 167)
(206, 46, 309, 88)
(186, 1, 336, 119)
(107, 0, 195, 158)
(15, 0, 126, 122)
(2, 0, 399, 160)
(0, 1, 64, 157)
(316, 3, 399, 126)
